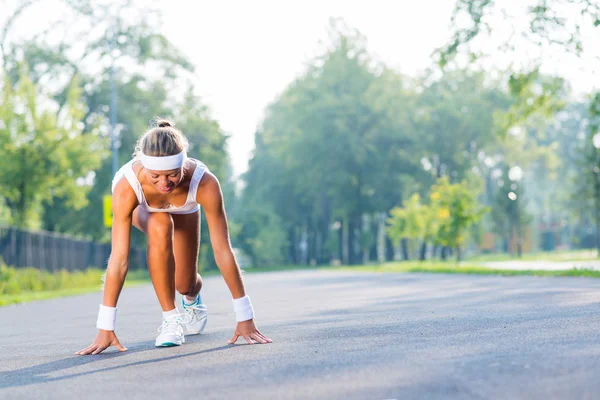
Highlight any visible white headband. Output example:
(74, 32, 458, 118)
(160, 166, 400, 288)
(140, 151, 186, 171)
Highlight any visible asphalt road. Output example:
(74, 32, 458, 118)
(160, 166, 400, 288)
(1, 270, 599, 400)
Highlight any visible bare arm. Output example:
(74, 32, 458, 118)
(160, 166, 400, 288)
(102, 178, 138, 306)
(196, 171, 272, 345)
(196, 172, 245, 298)
(77, 177, 138, 355)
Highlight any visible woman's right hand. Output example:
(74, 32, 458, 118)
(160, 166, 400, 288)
(76, 329, 128, 355)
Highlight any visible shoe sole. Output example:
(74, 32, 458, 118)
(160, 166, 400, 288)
(155, 342, 182, 347)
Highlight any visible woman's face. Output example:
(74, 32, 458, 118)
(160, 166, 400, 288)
(145, 168, 183, 194)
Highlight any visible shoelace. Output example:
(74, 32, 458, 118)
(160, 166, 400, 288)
(185, 303, 208, 318)
(157, 316, 186, 334)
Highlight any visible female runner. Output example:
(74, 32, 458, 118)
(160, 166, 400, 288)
(77, 119, 272, 354)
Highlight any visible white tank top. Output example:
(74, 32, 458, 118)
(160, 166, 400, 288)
(111, 158, 207, 214)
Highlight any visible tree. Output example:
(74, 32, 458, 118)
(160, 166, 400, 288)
(439, 0, 600, 254)
(1, 2, 233, 269)
(490, 166, 533, 256)
(0, 67, 107, 228)
(429, 176, 489, 262)
(240, 19, 420, 266)
(414, 69, 509, 182)
(386, 194, 429, 261)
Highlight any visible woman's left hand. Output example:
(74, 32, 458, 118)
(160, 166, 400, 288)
(228, 319, 273, 344)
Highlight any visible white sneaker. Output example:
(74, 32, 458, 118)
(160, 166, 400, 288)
(181, 296, 208, 335)
(155, 314, 186, 347)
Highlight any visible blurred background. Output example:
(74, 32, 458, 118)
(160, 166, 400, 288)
(1, 0, 599, 299)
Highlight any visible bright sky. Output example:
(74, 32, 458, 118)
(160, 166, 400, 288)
(155, 0, 599, 179)
(5, 0, 599, 179)
(156, 0, 458, 178)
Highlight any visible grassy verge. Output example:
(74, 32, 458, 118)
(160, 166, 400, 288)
(0, 267, 153, 307)
(333, 261, 600, 278)
(0, 264, 322, 307)
(0, 280, 150, 306)
(4, 258, 599, 307)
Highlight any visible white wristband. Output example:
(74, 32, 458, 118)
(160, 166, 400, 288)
(96, 304, 117, 331)
(232, 295, 255, 322)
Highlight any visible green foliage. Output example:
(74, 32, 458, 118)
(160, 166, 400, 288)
(386, 176, 488, 261)
(439, 0, 600, 251)
(438, 0, 600, 66)
(236, 198, 289, 267)
(0, 67, 108, 228)
(497, 70, 567, 138)
(386, 194, 430, 255)
(240, 19, 421, 265)
(0, 263, 104, 296)
(430, 176, 489, 254)
(490, 166, 533, 253)
(415, 69, 510, 182)
(1, 3, 232, 269)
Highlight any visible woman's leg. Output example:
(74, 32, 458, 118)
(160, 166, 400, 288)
(132, 207, 176, 311)
(171, 210, 202, 299)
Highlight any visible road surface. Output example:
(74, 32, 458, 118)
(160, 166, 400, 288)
(1, 270, 599, 399)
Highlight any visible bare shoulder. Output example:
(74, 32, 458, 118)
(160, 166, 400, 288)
(196, 171, 223, 210)
(112, 176, 139, 217)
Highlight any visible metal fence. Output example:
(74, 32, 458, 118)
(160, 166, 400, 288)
(0, 225, 147, 271)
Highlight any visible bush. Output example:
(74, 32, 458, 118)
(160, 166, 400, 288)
(0, 264, 106, 296)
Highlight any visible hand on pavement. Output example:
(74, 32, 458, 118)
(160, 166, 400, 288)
(228, 319, 273, 345)
(76, 329, 128, 355)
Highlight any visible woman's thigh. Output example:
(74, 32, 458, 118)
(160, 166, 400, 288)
(171, 210, 201, 281)
(132, 207, 200, 280)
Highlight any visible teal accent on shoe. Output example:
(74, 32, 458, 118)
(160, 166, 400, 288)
(182, 295, 200, 308)
(156, 342, 179, 347)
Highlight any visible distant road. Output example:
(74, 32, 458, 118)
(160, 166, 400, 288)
(1, 270, 599, 399)
(483, 259, 600, 270)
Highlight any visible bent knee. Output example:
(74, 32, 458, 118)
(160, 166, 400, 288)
(175, 273, 202, 295)
(146, 213, 174, 242)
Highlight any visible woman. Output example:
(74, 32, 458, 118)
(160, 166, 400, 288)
(77, 119, 271, 355)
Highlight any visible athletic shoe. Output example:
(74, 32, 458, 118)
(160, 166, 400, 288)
(181, 296, 208, 335)
(155, 314, 186, 347)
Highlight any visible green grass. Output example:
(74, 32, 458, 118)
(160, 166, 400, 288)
(0, 264, 323, 307)
(3, 255, 599, 307)
(0, 279, 149, 306)
(465, 249, 599, 263)
(333, 261, 600, 278)
(0, 266, 152, 307)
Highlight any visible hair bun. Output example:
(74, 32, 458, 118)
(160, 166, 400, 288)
(155, 118, 173, 128)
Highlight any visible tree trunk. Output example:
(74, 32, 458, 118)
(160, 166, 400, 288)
(348, 217, 358, 265)
(432, 245, 439, 259)
(288, 227, 297, 264)
(377, 212, 386, 263)
(441, 246, 448, 261)
(419, 241, 427, 261)
(342, 217, 349, 265)
(401, 238, 409, 261)
(385, 236, 394, 261)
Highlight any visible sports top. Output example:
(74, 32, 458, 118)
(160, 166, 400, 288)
(111, 158, 207, 214)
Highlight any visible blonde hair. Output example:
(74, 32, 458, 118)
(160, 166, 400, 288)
(133, 117, 189, 158)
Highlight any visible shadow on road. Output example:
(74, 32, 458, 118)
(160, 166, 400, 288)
(0, 343, 233, 389)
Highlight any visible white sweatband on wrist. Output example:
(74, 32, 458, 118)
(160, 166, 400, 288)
(140, 150, 186, 171)
(96, 304, 117, 331)
(232, 295, 255, 322)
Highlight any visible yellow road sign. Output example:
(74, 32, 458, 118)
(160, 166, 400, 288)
(103, 195, 113, 227)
